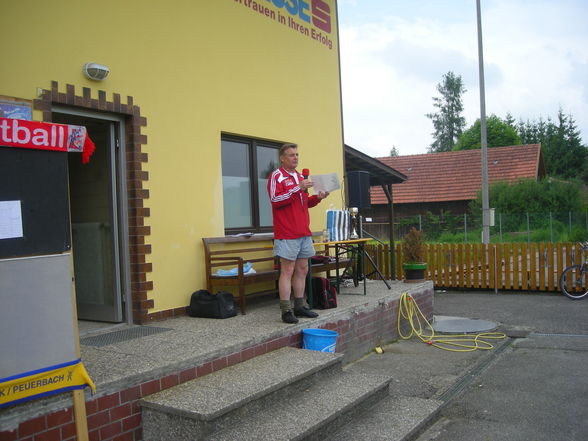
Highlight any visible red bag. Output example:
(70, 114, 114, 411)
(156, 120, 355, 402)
(309, 277, 337, 309)
(310, 255, 331, 265)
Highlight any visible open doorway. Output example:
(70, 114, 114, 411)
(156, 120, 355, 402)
(53, 109, 131, 324)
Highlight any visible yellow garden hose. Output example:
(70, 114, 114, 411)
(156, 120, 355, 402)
(397, 292, 506, 352)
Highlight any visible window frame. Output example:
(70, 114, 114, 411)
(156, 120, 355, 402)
(221, 134, 282, 235)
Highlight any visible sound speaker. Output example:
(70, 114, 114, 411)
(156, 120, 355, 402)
(347, 170, 371, 209)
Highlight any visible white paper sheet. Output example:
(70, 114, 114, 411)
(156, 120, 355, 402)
(0, 200, 23, 240)
(310, 173, 340, 193)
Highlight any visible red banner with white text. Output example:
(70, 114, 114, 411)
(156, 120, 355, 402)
(0, 117, 95, 163)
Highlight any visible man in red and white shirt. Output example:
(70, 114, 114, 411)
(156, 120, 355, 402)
(268, 143, 329, 323)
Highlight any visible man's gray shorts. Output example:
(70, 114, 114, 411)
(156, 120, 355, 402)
(273, 236, 315, 261)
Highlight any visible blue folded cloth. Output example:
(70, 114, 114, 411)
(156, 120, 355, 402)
(216, 262, 252, 277)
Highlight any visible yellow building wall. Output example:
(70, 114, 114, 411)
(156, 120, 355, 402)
(0, 0, 344, 313)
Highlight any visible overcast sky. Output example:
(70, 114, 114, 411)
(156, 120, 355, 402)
(337, 0, 588, 158)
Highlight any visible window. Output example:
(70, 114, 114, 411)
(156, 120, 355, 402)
(221, 135, 280, 233)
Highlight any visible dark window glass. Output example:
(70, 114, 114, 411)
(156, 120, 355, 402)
(221, 140, 251, 229)
(221, 136, 280, 232)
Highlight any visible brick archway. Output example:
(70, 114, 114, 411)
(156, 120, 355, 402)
(33, 81, 156, 323)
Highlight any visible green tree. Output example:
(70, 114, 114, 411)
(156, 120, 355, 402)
(516, 109, 588, 183)
(469, 178, 586, 219)
(426, 71, 467, 153)
(453, 115, 521, 150)
(504, 112, 517, 128)
(389, 146, 400, 157)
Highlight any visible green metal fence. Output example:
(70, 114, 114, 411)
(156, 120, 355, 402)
(363, 211, 587, 244)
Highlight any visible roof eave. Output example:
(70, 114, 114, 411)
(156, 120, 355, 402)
(344, 144, 407, 185)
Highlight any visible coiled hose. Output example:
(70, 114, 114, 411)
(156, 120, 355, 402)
(397, 292, 506, 352)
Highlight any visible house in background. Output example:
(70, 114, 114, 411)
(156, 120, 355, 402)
(366, 144, 546, 222)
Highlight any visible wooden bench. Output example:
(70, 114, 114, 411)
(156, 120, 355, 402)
(202, 233, 353, 314)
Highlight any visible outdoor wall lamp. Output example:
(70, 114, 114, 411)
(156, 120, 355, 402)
(82, 62, 110, 81)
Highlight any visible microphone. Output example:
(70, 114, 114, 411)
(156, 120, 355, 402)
(302, 168, 309, 193)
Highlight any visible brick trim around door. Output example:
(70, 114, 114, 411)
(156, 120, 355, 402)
(33, 81, 154, 324)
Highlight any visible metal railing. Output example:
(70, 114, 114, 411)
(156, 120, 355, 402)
(363, 211, 588, 245)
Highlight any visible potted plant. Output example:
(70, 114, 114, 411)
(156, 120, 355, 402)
(401, 227, 427, 282)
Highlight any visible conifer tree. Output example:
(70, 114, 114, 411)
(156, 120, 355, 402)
(426, 71, 467, 152)
(516, 109, 587, 182)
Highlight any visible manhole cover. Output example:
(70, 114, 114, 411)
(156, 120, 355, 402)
(432, 315, 498, 334)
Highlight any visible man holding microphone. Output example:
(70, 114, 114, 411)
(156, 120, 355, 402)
(267, 143, 329, 323)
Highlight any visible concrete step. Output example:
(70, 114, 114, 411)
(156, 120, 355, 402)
(207, 370, 392, 441)
(323, 395, 443, 441)
(140, 347, 346, 441)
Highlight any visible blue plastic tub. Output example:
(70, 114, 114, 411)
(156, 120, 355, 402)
(302, 328, 338, 353)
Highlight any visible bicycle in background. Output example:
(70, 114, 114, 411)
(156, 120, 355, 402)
(559, 241, 588, 300)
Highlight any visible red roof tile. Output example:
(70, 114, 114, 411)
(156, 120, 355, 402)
(372, 144, 544, 205)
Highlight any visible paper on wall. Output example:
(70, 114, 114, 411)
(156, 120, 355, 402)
(310, 173, 340, 193)
(0, 200, 23, 240)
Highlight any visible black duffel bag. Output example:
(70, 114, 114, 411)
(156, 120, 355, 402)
(188, 290, 237, 319)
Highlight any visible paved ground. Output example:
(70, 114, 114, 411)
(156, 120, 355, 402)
(346, 290, 588, 441)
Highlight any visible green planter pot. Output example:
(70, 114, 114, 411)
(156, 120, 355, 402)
(403, 263, 427, 283)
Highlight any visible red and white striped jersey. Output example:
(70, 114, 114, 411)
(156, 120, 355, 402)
(267, 167, 321, 239)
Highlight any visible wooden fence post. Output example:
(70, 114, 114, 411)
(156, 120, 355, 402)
(473, 243, 479, 288)
(465, 243, 471, 288)
(512, 243, 520, 290)
(547, 243, 555, 291)
(457, 244, 464, 288)
(537, 242, 547, 291)
(436, 243, 442, 287)
(450, 244, 457, 287)
(496, 244, 503, 290)
(488, 244, 495, 290)
(443, 243, 450, 288)
(556, 243, 563, 290)
(529, 243, 537, 290)
(503, 243, 511, 289)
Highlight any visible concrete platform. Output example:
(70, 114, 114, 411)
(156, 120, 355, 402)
(0, 279, 434, 434)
